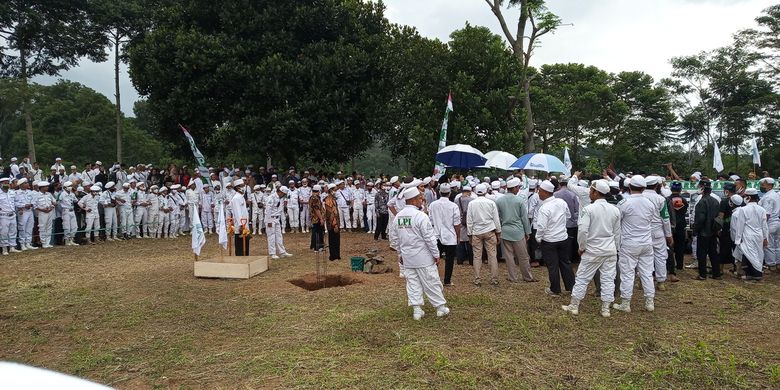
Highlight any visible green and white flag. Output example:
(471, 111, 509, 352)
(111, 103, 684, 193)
(179, 124, 210, 179)
(433, 93, 453, 180)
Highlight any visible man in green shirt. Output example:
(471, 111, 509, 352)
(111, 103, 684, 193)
(495, 178, 537, 282)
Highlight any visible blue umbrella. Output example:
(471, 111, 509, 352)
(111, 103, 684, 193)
(510, 153, 570, 174)
(436, 144, 487, 169)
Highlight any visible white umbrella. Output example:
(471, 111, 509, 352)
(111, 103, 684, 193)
(435, 144, 487, 169)
(482, 151, 518, 170)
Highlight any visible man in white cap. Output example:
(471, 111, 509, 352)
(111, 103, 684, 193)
(14, 178, 35, 250)
(561, 180, 621, 317)
(34, 181, 55, 248)
(569, 172, 592, 212)
(642, 176, 673, 290)
(114, 183, 132, 239)
(147, 185, 161, 238)
(0, 178, 20, 254)
(78, 185, 101, 244)
(298, 178, 312, 233)
(264, 185, 293, 259)
(58, 181, 78, 246)
(286, 180, 300, 233)
(250, 184, 265, 235)
(200, 183, 214, 234)
(496, 177, 536, 283)
(336, 180, 353, 231)
(100, 181, 119, 241)
(428, 183, 461, 286)
(466, 183, 502, 286)
(186, 180, 201, 235)
(309, 184, 325, 250)
(365, 181, 377, 234)
(133, 182, 150, 238)
(613, 175, 657, 313)
(731, 188, 768, 280)
(390, 186, 450, 320)
(454, 185, 476, 265)
(535, 180, 575, 296)
(10, 157, 20, 178)
(230, 179, 252, 255)
(352, 180, 366, 231)
(158, 187, 173, 238)
(387, 176, 401, 217)
(758, 177, 780, 267)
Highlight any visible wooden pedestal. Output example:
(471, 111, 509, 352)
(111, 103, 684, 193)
(194, 256, 269, 279)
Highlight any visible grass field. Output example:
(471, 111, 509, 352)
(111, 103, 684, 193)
(1, 232, 779, 389)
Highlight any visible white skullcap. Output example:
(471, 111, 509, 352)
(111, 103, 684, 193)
(129, 178, 137, 183)
(402, 187, 420, 200)
(95, 161, 102, 165)
(150, 185, 159, 190)
(77, 186, 84, 192)
(233, 178, 245, 187)
(405, 179, 423, 189)
(366, 181, 374, 186)
(104, 181, 115, 189)
(253, 184, 261, 190)
(539, 180, 555, 193)
(17, 178, 27, 185)
(760, 177, 775, 185)
(279, 186, 289, 193)
(136, 182, 145, 187)
(629, 175, 647, 188)
(160, 186, 168, 192)
(288, 180, 295, 184)
(422, 177, 432, 185)
(475, 183, 488, 195)
(62, 180, 72, 187)
(608, 181, 619, 188)
(328, 183, 337, 190)
(70, 165, 77, 169)
(170, 184, 181, 190)
(203, 183, 210, 188)
(122, 182, 130, 188)
(691, 172, 702, 180)
(592, 180, 610, 195)
(483, 177, 490, 182)
(451, 181, 461, 188)
(491, 181, 500, 190)
(335, 179, 344, 185)
(506, 178, 521, 189)
(439, 183, 451, 193)
(745, 188, 758, 196)
(55, 157, 62, 160)
(38, 181, 50, 187)
(730, 194, 744, 206)
(729, 175, 740, 181)
(529, 179, 538, 189)
(188, 179, 197, 187)
(463, 185, 472, 191)
(90, 185, 101, 191)
(389, 176, 399, 184)
(645, 176, 659, 186)
(313, 185, 322, 192)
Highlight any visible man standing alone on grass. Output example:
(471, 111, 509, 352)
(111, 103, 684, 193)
(562, 180, 621, 317)
(428, 183, 461, 287)
(390, 187, 449, 321)
(230, 179, 251, 256)
(535, 180, 575, 296)
(693, 181, 721, 280)
(495, 177, 536, 283)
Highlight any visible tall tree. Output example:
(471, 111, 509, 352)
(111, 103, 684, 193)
(0, 0, 107, 162)
(484, 0, 562, 153)
(93, 0, 148, 163)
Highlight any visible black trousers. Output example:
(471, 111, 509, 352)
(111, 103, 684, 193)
(374, 213, 388, 240)
(234, 233, 250, 256)
(457, 241, 473, 265)
(310, 222, 325, 250)
(566, 227, 580, 263)
(719, 229, 735, 265)
(541, 239, 575, 294)
(696, 234, 720, 278)
(670, 228, 686, 273)
(528, 226, 539, 263)
(437, 241, 456, 284)
(743, 256, 763, 278)
(328, 230, 340, 260)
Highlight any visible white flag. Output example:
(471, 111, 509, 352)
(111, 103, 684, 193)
(433, 93, 453, 180)
(216, 199, 228, 250)
(563, 147, 572, 171)
(751, 138, 761, 167)
(191, 206, 206, 256)
(713, 140, 724, 173)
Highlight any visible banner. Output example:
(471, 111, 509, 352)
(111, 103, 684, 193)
(751, 138, 761, 167)
(191, 206, 206, 256)
(216, 199, 228, 250)
(179, 124, 211, 179)
(563, 147, 572, 172)
(678, 180, 769, 191)
(433, 93, 453, 180)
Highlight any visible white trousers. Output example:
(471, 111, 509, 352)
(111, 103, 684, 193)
(352, 204, 364, 228)
(158, 213, 171, 237)
(62, 211, 76, 240)
(103, 207, 118, 238)
(147, 209, 159, 237)
(180, 208, 189, 231)
(134, 207, 148, 236)
(404, 264, 447, 308)
(171, 211, 180, 234)
(17, 210, 33, 245)
(84, 212, 100, 240)
(118, 206, 133, 236)
(266, 220, 286, 256)
(619, 244, 654, 300)
(572, 253, 617, 303)
(300, 204, 310, 228)
(764, 220, 780, 266)
(652, 236, 668, 282)
(338, 207, 352, 229)
(1, 214, 17, 247)
(366, 205, 376, 232)
(286, 206, 299, 228)
(252, 211, 263, 234)
(37, 211, 54, 245)
(188, 205, 198, 229)
(201, 208, 214, 229)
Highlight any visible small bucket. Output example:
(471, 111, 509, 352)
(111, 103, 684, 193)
(350, 257, 365, 272)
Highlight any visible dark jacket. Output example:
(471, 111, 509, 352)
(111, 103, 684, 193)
(693, 194, 720, 237)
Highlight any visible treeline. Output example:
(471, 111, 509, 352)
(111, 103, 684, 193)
(1, 1, 779, 176)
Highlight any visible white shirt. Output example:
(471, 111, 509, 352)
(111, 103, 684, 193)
(577, 199, 621, 257)
(568, 177, 591, 211)
(0, 190, 15, 213)
(365, 189, 377, 205)
(186, 188, 200, 206)
(759, 190, 780, 221)
(336, 188, 351, 208)
(77, 193, 99, 215)
(99, 190, 117, 207)
(389, 205, 440, 268)
(534, 197, 570, 243)
(617, 194, 654, 246)
(466, 196, 501, 236)
(201, 191, 214, 210)
(731, 202, 768, 271)
(264, 193, 284, 222)
(428, 197, 461, 245)
(527, 192, 540, 221)
(230, 191, 249, 226)
(642, 189, 672, 238)
(287, 188, 299, 207)
(35, 191, 55, 213)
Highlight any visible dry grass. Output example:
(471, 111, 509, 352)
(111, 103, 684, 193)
(1, 232, 779, 389)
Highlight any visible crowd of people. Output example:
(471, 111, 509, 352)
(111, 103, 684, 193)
(1, 156, 777, 319)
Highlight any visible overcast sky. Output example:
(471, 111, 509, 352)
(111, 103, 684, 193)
(35, 0, 772, 117)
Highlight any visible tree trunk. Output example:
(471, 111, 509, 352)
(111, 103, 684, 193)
(114, 35, 123, 163)
(19, 49, 36, 163)
(522, 78, 534, 153)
